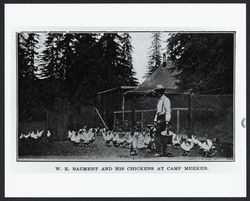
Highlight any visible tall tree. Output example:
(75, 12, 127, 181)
(41, 33, 64, 79)
(18, 33, 40, 80)
(120, 33, 138, 85)
(145, 32, 162, 77)
(68, 33, 100, 103)
(97, 33, 137, 90)
(18, 33, 40, 121)
(167, 33, 234, 94)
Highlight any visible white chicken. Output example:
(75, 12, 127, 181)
(137, 133, 146, 149)
(127, 132, 139, 155)
(19, 133, 25, 139)
(200, 138, 216, 157)
(172, 133, 181, 148)
(70, 131, 81, 145)
(180, 139, 194, 156)
(68, 130, 75, 139)
(102, 130, 114, 146)
(47, 130, 51, 138)
(36, 130, 44, 138)
(201, 139, 213, 151)
(143, 132, 154, 152)
(113, 132, 127, 147)
(24, 132, 31, 139)
(191, 135, 202, 147)
(78, 129, 87, 142)
(30, 131, 38, 139)
(83, 128, 96, 145)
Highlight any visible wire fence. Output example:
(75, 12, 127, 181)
(114, 94, 233, 143)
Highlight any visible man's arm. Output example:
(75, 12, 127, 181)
(154, 114, 157, 122)
(164, 98, 171, 122)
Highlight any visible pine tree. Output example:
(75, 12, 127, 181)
(18, 33, 40, 120)
(145, 32, 162, 78)
(68, 33, 99, 103)
(60, 33, 77, 81)
(41, 33, 64, 79)
(120, 33, 138, 85)
(18, 33, 39, 80)
(97, 33, 137, 90)
(167, 33, 234, 94)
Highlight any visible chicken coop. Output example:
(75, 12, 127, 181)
(95, 86, 136, 129)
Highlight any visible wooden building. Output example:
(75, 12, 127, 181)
(96, 86, 136, 129)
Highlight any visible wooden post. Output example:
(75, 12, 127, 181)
(177, 109, 180, 133)
(122, 95, 125, 123)
(187, 94, 192, 137)
(131, 109, 135, 135)
(141, 112, 144, 131)
(113, 113, 116, 131)
(131, 97, 136, 135)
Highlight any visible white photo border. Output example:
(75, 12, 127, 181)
(4, 3, 246, 197)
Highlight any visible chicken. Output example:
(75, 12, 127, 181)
(180, 139, 194, 156)
(136, 133, 146, 149)
(36, 130, 44, 138)
(83, 128, 96, 145)
(70, 131, 81, 145)
(200, 138, 217, 157)
(68, 130, 75, 139)
(78, 129, 88, 142)
(100, 128, 107, 134)
(30, 131, 39, 139)
(143, 132, 152, 147)
(201, 139, 213, 151)
(172, 133, 181, 148)
(191, 135, 202, 148)
(93, 127, 100, 136)
(113, 132, 127, 147)
(130, 133, 139, 155)
(19, 133, 25, 139)
(24, 132, 31, 139)
(191, 135, 202, 147)
(102, 130, 114, 146)
(47, 130, 51, 138)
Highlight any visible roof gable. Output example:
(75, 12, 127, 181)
(126, 61, 180, 95)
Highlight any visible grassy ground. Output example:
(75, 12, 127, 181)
(18, 134, 233, 162)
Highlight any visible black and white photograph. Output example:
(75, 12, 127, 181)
(4, 2, 247, 198)
(17, 31, 234, 161)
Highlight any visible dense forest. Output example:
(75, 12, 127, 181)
(18, 32, 138, 121)
(167, 33, 234, 94)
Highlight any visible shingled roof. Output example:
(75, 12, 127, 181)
(125, 61, 180, 95)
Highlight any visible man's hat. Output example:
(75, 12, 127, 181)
(154, 84, 165, 91)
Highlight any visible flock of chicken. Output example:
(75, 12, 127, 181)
(19, 126, 218, 157)
(67, 126, 97, 146)
(19, 130, 52, 141)
(100, 127, 217, 157)
(101, 128, 155, 155)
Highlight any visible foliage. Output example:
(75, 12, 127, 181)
(18, 32, 138, 120)
(18, 33, 41, 120)
(167, 33, 234, 94)
(145, 32, 162, 78)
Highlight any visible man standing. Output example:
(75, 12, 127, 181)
(153, 84, 172, 157)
